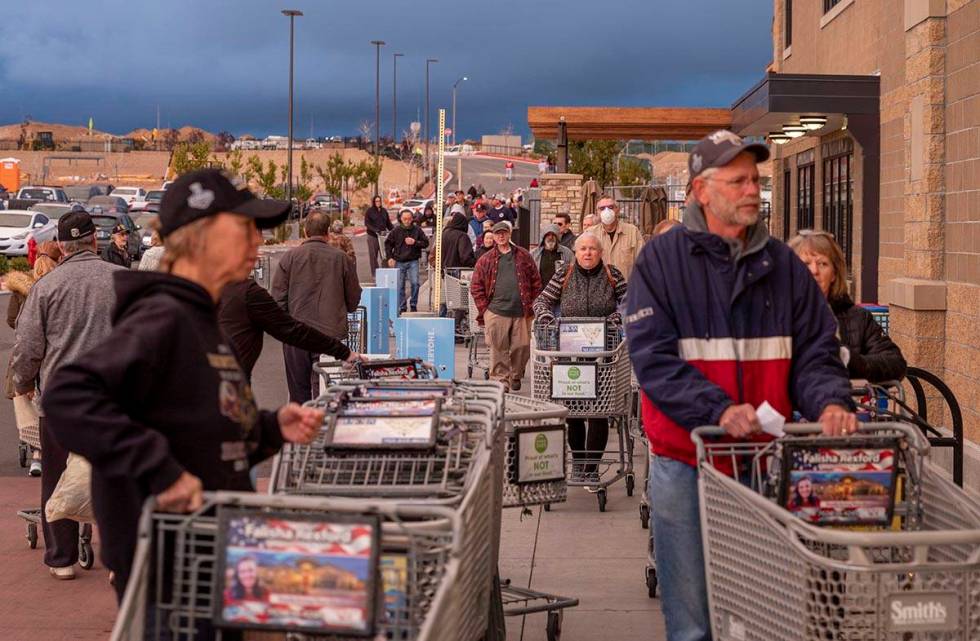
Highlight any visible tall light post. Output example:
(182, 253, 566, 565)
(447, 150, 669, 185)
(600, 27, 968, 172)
(425, 58, 438, 178)
(451, 76, 467, 146)
(392, 53, 403, 144)
(370, 40, 385, 157)
(282, 9, 303, 206)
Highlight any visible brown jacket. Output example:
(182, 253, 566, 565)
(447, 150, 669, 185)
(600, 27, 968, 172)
(271, 238, 362, 339)
(585, 220, 645, 281)
(328, 232, 357, 270)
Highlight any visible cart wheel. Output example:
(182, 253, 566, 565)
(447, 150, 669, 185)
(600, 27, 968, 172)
(483, 371, 490, 380)
(18, 444, 28, 468)
(646, 567, 658, 598)
(27, 523, 38, 549)
(597, 488, 607, 512)
(467, 366, 473, 378)
(547, 610, 563, 641)
(79, 541, 95, 570)
(639, 503, 650, 529)
(626, 473, 635, 497)
(543, 503, 551, 512)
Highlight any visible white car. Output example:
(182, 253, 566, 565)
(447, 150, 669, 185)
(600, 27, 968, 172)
(0, 210, 57, 256)
(399, 198, 434, 218)
(444, 144, 476, 157)
(111, 186, 148, 208)
(15, 186, 69, 203)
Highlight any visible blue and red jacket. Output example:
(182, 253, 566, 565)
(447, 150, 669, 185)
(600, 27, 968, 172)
(625, 203, 853, 468)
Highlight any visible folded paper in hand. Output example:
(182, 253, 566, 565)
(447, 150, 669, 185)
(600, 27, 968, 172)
(756, 401, 786, 438)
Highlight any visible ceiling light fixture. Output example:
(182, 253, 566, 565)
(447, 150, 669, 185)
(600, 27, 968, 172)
(800, 115, 827, 131)
(768, 132, 791, 145)
(783, 123, 806, 138)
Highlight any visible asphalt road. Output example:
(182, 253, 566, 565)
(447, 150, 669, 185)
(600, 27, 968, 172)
(449, 155, 539, 197)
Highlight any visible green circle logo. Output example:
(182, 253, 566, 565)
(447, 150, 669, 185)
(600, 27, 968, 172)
(567, 366, 581, 380)
(534, 433, 548, 453)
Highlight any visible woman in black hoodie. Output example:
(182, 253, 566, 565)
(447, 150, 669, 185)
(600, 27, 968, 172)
(790, 230, 907, 383)
(42, 169, 322, 604)
(364, 195, 392, 277)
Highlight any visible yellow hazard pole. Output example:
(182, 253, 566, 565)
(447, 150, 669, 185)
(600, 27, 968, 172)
(432, 109, 446, 312)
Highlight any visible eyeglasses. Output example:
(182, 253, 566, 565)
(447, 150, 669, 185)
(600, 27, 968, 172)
(704, 175, 762, 190)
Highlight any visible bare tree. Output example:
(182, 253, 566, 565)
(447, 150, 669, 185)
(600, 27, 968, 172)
(359, 120, 373, 146)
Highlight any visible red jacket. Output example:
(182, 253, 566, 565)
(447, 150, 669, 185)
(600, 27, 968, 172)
(470, 244, 541, 324)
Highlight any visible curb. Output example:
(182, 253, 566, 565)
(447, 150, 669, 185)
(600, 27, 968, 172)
(472, 152, 540, 165)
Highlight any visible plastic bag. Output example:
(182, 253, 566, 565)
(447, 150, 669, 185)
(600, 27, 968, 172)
(12, 394, 40, 450)
(45, 453, 95, 523)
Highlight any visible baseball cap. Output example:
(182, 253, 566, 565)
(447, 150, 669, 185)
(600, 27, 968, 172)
(159, 168, 291, 238)
(111, 223, 128, 235)
(688, 130, 770, 180)
(450, 203, 466, 215)
(58, 211, 96, 241)
(491, 221, 512, 233)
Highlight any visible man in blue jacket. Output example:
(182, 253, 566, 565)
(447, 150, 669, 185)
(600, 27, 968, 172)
(625, 130, 856, 641)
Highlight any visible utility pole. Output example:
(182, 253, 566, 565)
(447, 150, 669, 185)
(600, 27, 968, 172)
(425, 58, 438, 179)
(452, 76, 467, 146)
(282, 9, 303, 205)
(392, 53, 404, 144)
(371, 40, 385, 194)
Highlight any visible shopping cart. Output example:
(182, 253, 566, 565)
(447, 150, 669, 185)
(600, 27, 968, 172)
(345, 305, 367, 353)
(269, 380, 506, 641)
(14, 396, 40, 469)
(444, 267, 473, 337)
(314, 357, 440, 389)
(531, 319, 633, 511)
(497, 393, 579, 641)
(249, 254, 272, 290)
(693, 422, 980, 641)
(466, 289, 491, 380)
(111, 492, 462, 641)
(15, 508, 95, 569)
(627, 373, 658, 598)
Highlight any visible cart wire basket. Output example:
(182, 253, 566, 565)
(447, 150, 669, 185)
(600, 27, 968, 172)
(346, 306, 368, 353)
(111, 492, 462, 641)
(501, 393, 569, 509)
(693, 422, 980, 641)
(444, 268, 472, 312)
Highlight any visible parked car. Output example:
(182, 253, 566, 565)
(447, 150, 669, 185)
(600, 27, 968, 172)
(0, 210, 57, 256)
(25, 203, 86, 261)
(131, 212, 159, 256)
(305, 193, 349, 216)
(92, 212, 141, 258)
(88, 195, 130, 214)
(110, 186, 147, 208)
(15, 186, 69, 204)
(399, 198, 434, 221)
(64, 184, 105, 203)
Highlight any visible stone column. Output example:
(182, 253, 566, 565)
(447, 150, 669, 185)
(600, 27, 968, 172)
(888, 3, 947, 375)
(538, 173, 584, 236)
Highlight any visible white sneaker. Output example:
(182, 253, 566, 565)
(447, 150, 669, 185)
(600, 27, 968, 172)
(28, 460, 41, 477)
(49, 566, 75, 581)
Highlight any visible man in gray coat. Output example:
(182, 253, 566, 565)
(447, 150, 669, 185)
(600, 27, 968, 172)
(272, 211, 362, 403)
(11, 211, 125, 581)
(531, 224, 574, 289)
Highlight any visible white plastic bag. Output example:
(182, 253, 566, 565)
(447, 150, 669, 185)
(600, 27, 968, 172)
(45, 453, 95, 523)
(12, 394, 40, 449)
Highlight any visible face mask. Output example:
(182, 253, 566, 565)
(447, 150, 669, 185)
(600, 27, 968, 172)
(599, 208, 616, 225)
(544, 238, 557, 250)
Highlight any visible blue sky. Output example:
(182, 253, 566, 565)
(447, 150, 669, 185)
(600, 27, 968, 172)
(1, 1, 773, 140)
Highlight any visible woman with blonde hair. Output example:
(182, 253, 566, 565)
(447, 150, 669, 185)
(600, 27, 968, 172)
(789, 230, 906, 383)
(5, 241, 62, 476)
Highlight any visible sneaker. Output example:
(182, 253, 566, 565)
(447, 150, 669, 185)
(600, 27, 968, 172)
(28, 460, 41, 477)
(49, 566, 75, 581)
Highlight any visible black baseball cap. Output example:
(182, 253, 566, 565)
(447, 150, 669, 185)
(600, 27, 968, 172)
(111, 223, 128, 235)
(58, 211, 96, 241)
(688, 130, 770, 179)
(158, 168, 291, 237)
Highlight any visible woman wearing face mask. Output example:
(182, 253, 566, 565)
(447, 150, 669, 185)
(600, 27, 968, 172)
(475, 222, 496, 260)
(530, 225, 573, 287)
(533, 232, 627, 486)
(789, 230, 906, 383)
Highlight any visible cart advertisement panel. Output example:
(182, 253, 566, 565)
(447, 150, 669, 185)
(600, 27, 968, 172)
(558, 320, 606, 353)
(551, 363, 597, 399)
(514, 425, 566, 484)
(214, 510, 379, 636)
(780, 441, 899, 526)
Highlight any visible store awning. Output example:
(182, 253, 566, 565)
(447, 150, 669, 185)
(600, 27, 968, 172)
(527, 106, 732, 141)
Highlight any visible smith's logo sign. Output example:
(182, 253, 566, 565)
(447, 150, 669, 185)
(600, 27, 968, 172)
(886, 592, 960, 632)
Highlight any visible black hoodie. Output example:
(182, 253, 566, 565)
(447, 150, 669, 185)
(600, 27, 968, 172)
(43, 270, 284, 600)
(441, 212, 475, 269)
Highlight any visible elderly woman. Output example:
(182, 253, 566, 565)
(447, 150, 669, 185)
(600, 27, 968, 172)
(42, 169, 322, 604)
(533, 232, 627, 484)
(789, 230, 906, 383)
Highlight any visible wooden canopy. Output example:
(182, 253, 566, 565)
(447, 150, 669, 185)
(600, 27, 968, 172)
(527, 106, 732, 141)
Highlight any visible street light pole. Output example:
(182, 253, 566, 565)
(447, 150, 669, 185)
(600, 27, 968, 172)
(370, 40, 385, 195)
(425, 58, 438, 179)
(282, 9, 303, 207)
(392, 53, 403, 144)
(452, 76, 467, 147)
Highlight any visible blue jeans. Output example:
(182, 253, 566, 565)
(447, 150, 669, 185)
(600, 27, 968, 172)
(649, 455, 712, 641)
(396, 260, 420, 313)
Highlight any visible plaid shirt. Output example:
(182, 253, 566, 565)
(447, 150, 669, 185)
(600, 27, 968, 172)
(470, 243, 542, 324)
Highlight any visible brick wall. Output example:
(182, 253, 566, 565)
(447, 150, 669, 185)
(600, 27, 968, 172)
(537, 174, 584, 235)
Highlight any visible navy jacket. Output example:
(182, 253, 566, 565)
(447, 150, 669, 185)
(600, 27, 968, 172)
(625, 202, 853, 467)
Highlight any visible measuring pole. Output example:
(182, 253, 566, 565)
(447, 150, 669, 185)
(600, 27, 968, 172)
(432, 109, 446, 312)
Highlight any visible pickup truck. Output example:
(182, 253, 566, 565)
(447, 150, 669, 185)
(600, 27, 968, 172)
(15, 186, 70, 204)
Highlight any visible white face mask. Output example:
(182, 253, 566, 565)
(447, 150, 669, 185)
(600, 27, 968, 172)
(599, 208, 616, 225)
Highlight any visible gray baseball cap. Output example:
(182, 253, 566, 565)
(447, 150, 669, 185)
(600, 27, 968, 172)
(688, 130, 770, 179)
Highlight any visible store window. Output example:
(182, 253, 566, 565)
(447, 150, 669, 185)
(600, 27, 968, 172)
(785, 0, 793, 48)
(824, 0, 842, 12)
(822, 138, 854, 270)
(782, 170, 791, 240)
(796, 150, 815, 231)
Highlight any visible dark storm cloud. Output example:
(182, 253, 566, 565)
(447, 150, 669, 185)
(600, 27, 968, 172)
(0, 0, 772, 139)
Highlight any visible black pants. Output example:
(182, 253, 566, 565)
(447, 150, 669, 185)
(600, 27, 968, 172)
(367, 234, 381, 277)
(283, 344, 319, 403)
(40, 416, 79, 568)
(567, 418, 609, 474)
